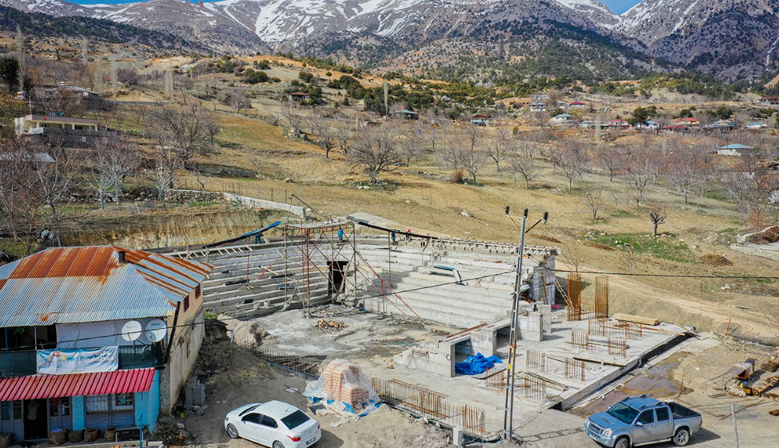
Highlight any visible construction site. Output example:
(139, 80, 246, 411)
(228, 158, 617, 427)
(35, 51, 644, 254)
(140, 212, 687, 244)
(154, 211, 770, 445)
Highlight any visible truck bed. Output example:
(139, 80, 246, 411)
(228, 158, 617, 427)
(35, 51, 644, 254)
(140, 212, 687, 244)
(668, 402, 700, 419)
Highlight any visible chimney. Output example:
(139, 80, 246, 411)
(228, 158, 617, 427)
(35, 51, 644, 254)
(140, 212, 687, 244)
(115, 250, 126, 265)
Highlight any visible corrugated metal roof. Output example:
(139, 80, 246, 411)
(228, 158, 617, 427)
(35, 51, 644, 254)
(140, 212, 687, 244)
(0, 246, 213, 327)
(0, 368, 155, 401)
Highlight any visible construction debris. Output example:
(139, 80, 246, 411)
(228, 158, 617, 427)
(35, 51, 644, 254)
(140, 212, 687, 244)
(613, 313, 660, 326)
(316, 318, 347, 331)
(305, 359, 380, 417)
(760, 359, 779, 373)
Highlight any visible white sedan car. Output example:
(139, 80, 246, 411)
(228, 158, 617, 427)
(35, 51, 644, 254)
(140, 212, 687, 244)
(224, 401, 321, 448)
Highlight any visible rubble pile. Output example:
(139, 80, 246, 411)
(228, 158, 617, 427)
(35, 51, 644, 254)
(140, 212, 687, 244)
(316, 318, 346, 331)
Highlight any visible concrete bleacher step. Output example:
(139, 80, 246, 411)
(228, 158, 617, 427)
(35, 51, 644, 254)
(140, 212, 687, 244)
(362, 297, 501, 328)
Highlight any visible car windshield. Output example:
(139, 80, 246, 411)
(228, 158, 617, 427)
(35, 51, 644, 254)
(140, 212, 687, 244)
(239, 405, 260, 417)
(607, 402, 639, 424)
(281, 410, 310, 430)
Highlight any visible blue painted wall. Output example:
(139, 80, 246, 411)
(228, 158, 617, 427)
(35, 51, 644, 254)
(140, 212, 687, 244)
(135, 370, 161, 433)
(72, 396, 86, 430)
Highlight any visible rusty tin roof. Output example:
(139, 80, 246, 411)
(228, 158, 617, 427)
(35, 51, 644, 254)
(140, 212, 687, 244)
(0, 246, 213, 327)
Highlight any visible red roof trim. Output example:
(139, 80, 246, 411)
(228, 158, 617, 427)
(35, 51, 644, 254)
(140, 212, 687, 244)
(0, 368, 155, 401)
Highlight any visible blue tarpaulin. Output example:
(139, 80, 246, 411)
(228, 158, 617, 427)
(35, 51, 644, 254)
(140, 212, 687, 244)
(455, 353, 502, 375)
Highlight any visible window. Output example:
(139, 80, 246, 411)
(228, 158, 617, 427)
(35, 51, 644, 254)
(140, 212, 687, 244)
(242, 413, 261, 424)
(637, 410, 654, 425)
(183, 296, 190, 311)
(260, 415, 278, 428)
(86, 394, 134, 414)
(281, 410, 310, 429)
(50, 398, 70, 417)
(655, 407, 670, 422)
(195, 285, 202, 300)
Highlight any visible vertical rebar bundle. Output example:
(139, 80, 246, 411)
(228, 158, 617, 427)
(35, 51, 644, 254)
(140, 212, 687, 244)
(569, 330, 591, 350)
(567, 273, 582, 321)
(564, 358, 586, 382)
(595, 275, 609, 318)
(526, 350, 546, 372)
(607, 337, 628, 357)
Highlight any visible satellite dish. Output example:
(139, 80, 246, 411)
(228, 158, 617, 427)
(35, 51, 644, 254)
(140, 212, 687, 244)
(121, 320, 143, 342)
(145, 319, 167, 343)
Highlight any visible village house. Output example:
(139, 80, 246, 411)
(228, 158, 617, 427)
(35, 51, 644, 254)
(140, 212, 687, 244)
(569, 101, 586, 109)
(289, 92, 310, 102)
(673, 117, 700, 126)
(635, 120, 659, 130)
(15, 114, 100, 146)
(0, 246, 212, 442)
(529, 102, 547, 112)
(471, 115, 488, 126)
(551, 113, 575, 125)
(393, 110, 419, 120)
(757, 97, 779, 106)
(716, 143, 754, 156)
(706, 119, 738, 131)
(36, 83, 100, 111)
(747, 121, 768, 130)
(606, 119, 629, 130)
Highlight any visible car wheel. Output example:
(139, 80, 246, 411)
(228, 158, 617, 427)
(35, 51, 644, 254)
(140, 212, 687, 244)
(272, 441, 285, 448)
(615, 436, 631, 448)
(226, 424, 239, 439)
(673, 428, 690, 446)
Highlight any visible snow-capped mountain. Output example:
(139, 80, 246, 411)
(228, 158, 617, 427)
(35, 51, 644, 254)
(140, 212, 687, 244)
(3, 0, 779, 80)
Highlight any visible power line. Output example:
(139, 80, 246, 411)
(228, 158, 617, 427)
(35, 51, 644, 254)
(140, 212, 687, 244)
(551, 267, 779, 280)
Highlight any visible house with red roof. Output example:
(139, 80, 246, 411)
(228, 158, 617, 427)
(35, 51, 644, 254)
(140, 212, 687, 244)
(673, 117, 700, 126)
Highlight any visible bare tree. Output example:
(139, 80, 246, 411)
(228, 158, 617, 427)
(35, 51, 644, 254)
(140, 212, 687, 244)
(666, 143, 710, 204)
(395, 123, 422, 166)
(336, 125, 352, 155)
(597, 146, 626, 182)
(585, 189, 603, 220)
(0, 140, 79, 253)
(458, 126, 487, 183)
(144, 104, 218, 187)
(348, 125, 401, 183)
(308, 115, 337, 159)
(506, 140, 538, 188)
(280, 100, 304, 137)
(648, 205, 666, 237)
(90, 134, 139, 208)
(486, 127, 511, 173)
(624, 144, 660, 207)
(555, 141, 587, 190)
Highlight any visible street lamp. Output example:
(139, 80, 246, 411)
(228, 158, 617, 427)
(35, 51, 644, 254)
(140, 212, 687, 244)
(502, 207, 548, 441)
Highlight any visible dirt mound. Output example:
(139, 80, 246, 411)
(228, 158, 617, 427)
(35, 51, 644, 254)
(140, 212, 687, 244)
(700, 254, 733, 266)
(533, 234, 561, 243)
(584, 241, 614, 251)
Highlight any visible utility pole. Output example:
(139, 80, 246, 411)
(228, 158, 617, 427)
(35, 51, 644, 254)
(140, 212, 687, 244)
(383, 80, 389, 118)
(502, 208, 548, 441)
(16, 25, 24, 95)
(732, 402, 740, 448)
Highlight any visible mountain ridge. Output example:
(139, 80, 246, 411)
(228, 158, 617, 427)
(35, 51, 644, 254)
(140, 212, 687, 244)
(2, 0, 778, 81)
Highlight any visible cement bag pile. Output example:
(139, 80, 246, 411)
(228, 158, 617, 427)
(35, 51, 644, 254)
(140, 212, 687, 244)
(304, 359, 381, 418)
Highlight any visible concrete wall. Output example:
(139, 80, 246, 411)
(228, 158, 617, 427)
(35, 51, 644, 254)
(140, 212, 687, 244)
(161, 287, 206, 414)
(394, 343, 456, 378)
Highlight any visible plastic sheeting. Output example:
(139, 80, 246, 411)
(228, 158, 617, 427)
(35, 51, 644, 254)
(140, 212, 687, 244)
(304, 359, 381, 418)
(455, 353, 502, 375)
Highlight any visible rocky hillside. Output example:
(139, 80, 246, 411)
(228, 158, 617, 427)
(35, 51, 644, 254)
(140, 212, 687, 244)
(614, 0, 779, 80)
(3, 0, 779, 81)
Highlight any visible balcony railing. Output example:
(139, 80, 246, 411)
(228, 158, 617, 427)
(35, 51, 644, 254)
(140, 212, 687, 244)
(0, 345, 163, 378)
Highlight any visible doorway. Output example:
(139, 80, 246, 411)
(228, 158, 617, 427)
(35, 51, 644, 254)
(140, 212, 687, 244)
(327, 261, 349, 295)
(23, 399, 47, 440)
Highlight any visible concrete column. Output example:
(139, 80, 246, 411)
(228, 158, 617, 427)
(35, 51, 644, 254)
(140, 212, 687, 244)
(527, 312, 543, 342)
(541, 304, 552, 334)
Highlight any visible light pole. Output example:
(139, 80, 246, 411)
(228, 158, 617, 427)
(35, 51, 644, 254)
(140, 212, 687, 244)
(502, 208, 548, 441)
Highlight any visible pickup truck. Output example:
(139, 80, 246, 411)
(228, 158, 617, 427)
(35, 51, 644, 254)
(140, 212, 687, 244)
(584, 395, 702, 448)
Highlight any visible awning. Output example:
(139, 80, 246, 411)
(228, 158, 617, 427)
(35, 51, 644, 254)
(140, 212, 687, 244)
(0, 368, 156, 401)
